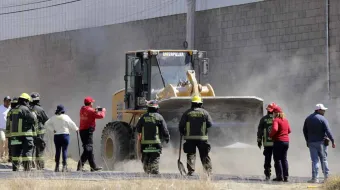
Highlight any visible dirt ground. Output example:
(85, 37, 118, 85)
(0, 179, 322, 190)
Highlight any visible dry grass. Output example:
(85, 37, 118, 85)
(0, 179, 322, 190)
(323, 176, 340, 190)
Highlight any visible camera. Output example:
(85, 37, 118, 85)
(96, 106, 103, 111)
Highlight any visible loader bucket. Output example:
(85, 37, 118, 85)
(158, 96, 264, 148)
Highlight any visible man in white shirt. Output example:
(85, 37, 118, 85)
(0, 96, 11, 161)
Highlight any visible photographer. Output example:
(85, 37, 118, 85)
(77, 96, 106, 172)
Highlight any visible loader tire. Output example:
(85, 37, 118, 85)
(101, 121, 131, 170)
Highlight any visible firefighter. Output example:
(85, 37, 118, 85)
(8, 93, 37, 171)
(257, 102, 277, 180)
(136, 100, 170, 174)
(5, 97, 18, 163)
(30, 92, 49, 170)
(179, 95, 213, 176)
(77, 96, 105, 172)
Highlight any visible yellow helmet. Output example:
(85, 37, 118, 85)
(191, 95, 202, 103)
(19, 93, 31, 101)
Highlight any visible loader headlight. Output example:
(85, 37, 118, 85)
(143, 52, 148, 59)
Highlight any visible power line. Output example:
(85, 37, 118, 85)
(0, 0, 54, 9)
(0, 0, 82, 16)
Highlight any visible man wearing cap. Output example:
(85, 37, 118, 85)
(257, 102, 277, 180)
(0, 96, 11, 161)
(77, 96, 106, 172)
(303, 103, 336, 183)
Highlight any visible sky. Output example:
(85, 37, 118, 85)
(0, 0, 263, 40)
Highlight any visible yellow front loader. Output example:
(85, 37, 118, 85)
(100, 50, 264, 170)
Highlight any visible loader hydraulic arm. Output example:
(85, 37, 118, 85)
(155, 70, 215, 100)
(186, 70, 200, 97)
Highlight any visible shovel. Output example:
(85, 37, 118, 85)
(177, 135, 187, 175)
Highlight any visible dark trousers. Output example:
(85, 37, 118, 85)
(8, 138, 11, 161)
(11, 136, 34, 171)
(54, 134, 70, 166)
(183, 140, 212, 174)
(263, 146, 273, 177)
(34, 134, 46, 169)
(79, 128, 97, 168)
(141, 152, 160, 174)
(273, 141, 289, 179)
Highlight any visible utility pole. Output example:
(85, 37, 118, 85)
(186, 0, 196, 49)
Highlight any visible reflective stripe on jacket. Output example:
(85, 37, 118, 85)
(179, 107, 213, 141)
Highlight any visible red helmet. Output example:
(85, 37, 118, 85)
(84, 96, 95, 104)
(266, 102, 277, 112)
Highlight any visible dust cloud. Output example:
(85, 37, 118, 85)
(89, 39, 339, 178)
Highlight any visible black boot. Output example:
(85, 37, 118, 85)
(23, 161, 32, 171)
(91, 167, 103, 172)
(54, 163, 60, 172)
(272, 177, 283, 182)
(77, 161, 84, 171)
(284, 177, 288, 182)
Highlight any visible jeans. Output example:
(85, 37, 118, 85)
(308, 141, 329, 179)
(273, 141, 289, 179)
(54, 134, 70, 166)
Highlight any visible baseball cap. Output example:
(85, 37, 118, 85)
(4, 96, 11, 101)
(84, 96, 95, 104)
(315, 103, 328, 111)
(273, 106, 282, 113)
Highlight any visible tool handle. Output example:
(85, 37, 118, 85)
(76, 131, 81, 159)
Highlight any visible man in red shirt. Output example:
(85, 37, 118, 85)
(269, 106, 291, 182)
(77, 96, 106, 172)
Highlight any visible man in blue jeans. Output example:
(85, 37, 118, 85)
(303, 104, 336, 183)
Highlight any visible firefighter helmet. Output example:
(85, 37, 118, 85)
(30, 92, 40, 101)
(147, 100, 159, 108)
(19, 93, 31, 101)
(191, 95, 202, 103)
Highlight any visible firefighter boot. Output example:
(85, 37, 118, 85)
(264, 169, 271, 180)
(23, 161, 32, 171)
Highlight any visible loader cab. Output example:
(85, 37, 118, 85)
(124, 50, 209, 110)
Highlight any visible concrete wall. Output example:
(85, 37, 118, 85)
(0, 0, 339, 175)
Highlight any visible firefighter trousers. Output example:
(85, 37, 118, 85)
(8, 138, 11, 162)
(263, 146, 273, 177)
(34, 134, 46, 170)
(11, 136, 34, 171)
(141, 152, 160, 174)
(183, 140, 212, 174)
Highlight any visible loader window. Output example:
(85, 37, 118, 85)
(150, 52, 193, 98)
